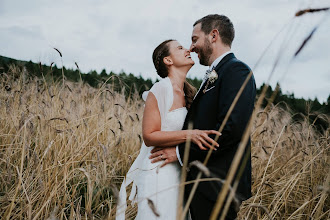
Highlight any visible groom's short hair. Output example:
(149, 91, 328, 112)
(194, 14, 235, 47)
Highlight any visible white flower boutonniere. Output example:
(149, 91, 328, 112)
(203, 70, 218, 93)
(208, 70, 218, 83)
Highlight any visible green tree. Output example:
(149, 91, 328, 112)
(100, 69, 107, 78)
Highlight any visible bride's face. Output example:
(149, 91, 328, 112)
(166, 41, 195, 68)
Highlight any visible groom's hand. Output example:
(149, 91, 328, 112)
(149, 147, 178, 168)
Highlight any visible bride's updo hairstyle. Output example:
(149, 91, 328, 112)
(152, 39, 196, 109)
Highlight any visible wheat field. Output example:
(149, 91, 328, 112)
(0, 66, 329, 219)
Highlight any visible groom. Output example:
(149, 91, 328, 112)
(150, 14, 256, 219)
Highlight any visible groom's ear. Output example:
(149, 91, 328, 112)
(210, 29, 220, 43)
(163, 56, 173, 66)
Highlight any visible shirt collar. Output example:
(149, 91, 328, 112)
(209, 51, 233, 70)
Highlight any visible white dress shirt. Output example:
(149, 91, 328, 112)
(176, 51, 233, 166)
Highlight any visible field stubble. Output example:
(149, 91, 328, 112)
(0, 67, 329, 219)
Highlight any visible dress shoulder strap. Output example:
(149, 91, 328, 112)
(142, 77, 173, 122)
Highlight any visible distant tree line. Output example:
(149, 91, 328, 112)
(258, 83, 329, 115)
(1, 55, 329, 118)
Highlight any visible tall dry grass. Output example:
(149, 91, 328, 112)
(0, 65, 329, 219)
(239, 104, 329, 219)
(0, 66, 143, 219)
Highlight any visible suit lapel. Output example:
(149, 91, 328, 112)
(193, 79, 206, 100)
(183, 53, 236, 129)
(193, 53, 235, 105)
(193, 80, 207, 101)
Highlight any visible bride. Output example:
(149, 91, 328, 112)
(116, 39, 220, 220)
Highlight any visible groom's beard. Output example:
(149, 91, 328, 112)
(198, 38, 213, 66)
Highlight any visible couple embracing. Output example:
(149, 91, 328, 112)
(116, 14, 256, 220)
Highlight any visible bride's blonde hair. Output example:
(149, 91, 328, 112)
(152, 39, 196, 109)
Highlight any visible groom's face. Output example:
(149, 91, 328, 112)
(190, 23, 213, 66)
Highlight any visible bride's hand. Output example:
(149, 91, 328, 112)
(188, 130, 221, 150)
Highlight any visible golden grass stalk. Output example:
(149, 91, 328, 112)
(295, 7, 330, 17)
(176, 122, 192, 220)
(53, 47, 65, 87)
(75, 62, 83, 83)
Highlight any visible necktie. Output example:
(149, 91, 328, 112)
(203, 68, 213, 82)
(203, 65, 216, 82)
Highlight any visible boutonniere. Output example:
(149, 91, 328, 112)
(203, 70, 218, 93)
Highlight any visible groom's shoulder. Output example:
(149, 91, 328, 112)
(222, 56, 253, 80)
(230, 56, 251, 71)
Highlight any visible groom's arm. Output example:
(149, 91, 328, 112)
(214, 62, 256, 151)
(178, 62, 256, 163)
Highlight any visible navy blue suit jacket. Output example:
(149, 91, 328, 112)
(178, 53, 256, 202)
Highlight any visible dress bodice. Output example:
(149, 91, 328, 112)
(162, 107, 188, 131)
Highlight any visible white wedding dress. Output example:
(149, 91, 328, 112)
(116, 77, 188, 220)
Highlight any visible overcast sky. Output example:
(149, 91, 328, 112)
(1, 0, 329, 102)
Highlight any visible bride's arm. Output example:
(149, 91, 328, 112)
(142, 92, 220, 149)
